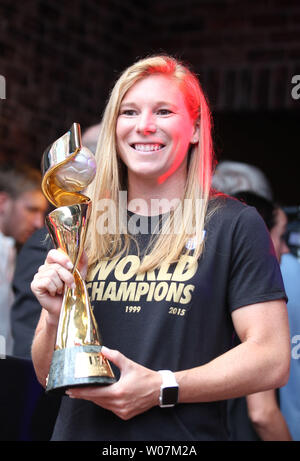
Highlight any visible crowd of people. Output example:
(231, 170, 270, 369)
(1, 54, 299, 441)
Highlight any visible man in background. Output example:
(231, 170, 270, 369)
(213, 160, 298, 440)
(0, 165, 48, 355)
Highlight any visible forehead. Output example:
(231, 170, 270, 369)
(122, 74, 184, 104)
(16, 189, 47, 208)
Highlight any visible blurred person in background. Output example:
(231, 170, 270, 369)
(212, 160, 273, 201)
(0, 164, 48, 355)
(0, 165, 48, 251)
(213, 161, 295, 440)
(231, 191, 292, 441)
(280, 243, 300, 440)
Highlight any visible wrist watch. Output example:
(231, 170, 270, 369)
(158, 370, 179, 408)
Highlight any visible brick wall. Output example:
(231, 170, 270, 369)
(145, 0, 300, 111)
(0, 0, 299, 189)
(0, 0, 145, 165)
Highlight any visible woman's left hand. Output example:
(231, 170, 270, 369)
(66, 346, 162, 420)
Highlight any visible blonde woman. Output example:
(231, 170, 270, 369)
(31, 55, 290, 441)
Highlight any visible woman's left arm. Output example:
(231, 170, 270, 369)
(66, 299, 290, 420)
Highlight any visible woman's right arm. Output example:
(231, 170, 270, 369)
(31, 309, 60, 387)
(30, 249, 76, 387)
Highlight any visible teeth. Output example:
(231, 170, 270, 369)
(133, 144, 163, 152)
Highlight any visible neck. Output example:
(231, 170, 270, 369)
(127, 169, 187, 216)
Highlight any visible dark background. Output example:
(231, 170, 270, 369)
(0, 0, 299, 205)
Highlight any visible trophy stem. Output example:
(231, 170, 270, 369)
(45, 204, 116, 394)
(55, 269, 101, 350)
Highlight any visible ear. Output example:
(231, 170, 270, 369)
(190, 119, 200, 144)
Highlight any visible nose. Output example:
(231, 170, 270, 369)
(136, 110, 156, 135)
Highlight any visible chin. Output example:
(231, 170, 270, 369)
(130, 163, 168, 179)
(18, 233, 31, 244)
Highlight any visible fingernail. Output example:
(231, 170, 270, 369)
(67, 261, 73, 270)
(101, 346, 110, 354)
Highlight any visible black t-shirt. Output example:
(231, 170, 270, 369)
(51, 196, 286, 441)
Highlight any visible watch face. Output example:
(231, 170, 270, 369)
(162, 386, 179, 406)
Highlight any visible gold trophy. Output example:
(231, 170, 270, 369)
(41, 122, 115, 393)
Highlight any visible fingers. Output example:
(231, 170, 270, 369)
(101, 346, 126, 369)
(65, 349, 160, 420)
(31, 249, 75, 301)
(47, 248, 88, 280)
(36, 263, 75, 293)
(66, 384, 113, 400)
(46, 249, 74, 271)
(45, 249, 75, 288)
(65, 347, 125, 402)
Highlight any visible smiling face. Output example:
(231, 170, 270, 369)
(116, 74, 199, 185)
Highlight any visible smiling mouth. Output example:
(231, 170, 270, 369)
(131, 143, 165, 152)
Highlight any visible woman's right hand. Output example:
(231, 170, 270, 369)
(31, 249, 76, 326)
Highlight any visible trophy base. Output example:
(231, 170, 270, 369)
(46, 345, 116, 395)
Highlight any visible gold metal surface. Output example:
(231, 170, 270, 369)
(75, 352, 115, 379)
(45, 203, 91, 270)
(41, 123, 95, 207)
(55, 269, 100, 349)
(41, 123, 115, 384)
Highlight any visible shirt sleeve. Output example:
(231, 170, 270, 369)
(228, 206, 287, 312)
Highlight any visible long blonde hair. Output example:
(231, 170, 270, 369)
(85, 55, 217, 273)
